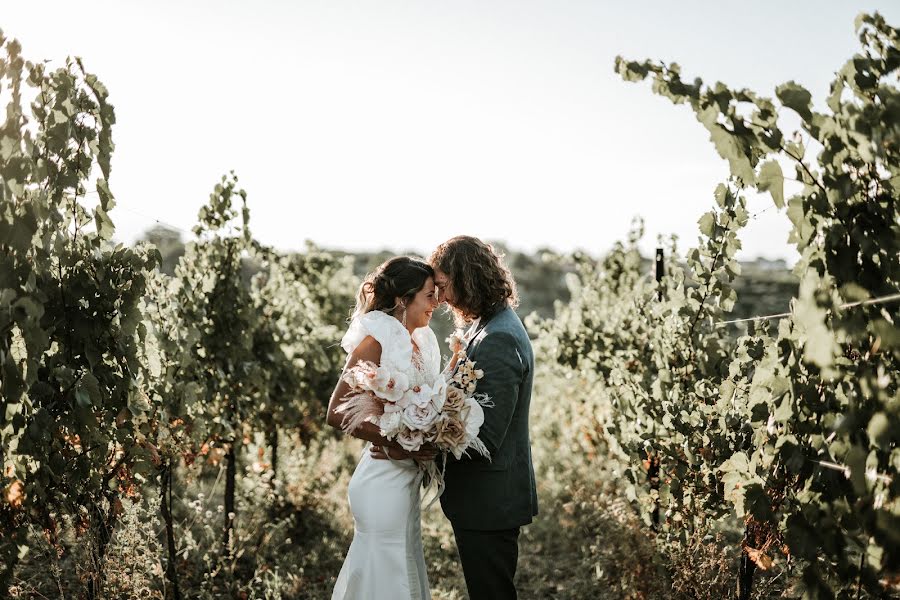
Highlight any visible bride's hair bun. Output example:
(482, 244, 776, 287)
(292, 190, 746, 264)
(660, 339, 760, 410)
(352, 257, 434, 320)
(372, 273, 394, 298)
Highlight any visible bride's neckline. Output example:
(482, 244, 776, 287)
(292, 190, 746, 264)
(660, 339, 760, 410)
(358, 310, 430, 367)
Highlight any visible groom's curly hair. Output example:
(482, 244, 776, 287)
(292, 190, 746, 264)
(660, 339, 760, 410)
(429, 236, 518, 325)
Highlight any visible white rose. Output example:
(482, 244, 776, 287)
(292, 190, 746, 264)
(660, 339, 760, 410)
(397, 428, 424, 452)
(402, 402, 440, 431)
(378, 411, 402, 438)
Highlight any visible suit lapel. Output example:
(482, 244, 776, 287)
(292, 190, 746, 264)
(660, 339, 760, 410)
(463, 306, 504, 355)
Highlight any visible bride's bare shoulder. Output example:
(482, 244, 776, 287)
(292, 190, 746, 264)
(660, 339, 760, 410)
(350, 335, 382, 365)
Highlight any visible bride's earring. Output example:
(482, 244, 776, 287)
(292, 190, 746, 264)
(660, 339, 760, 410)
(401, 304, 407, 328)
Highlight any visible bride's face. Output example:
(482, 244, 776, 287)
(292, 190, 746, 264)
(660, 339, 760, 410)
(403, 277, 439, 330)
(433, 269, 456, 308)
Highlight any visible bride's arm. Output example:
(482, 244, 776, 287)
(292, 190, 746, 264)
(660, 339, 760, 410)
(326, 336, 392, 446)
(326, 336, 435, 459)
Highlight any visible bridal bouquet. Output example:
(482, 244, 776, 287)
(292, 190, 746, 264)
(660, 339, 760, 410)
(335, 356, 491, 462)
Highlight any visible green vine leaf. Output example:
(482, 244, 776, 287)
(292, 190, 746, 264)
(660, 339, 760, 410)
(757, 160, 785, 208)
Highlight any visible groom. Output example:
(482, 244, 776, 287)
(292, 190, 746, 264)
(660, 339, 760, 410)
(371, 235, 538, 598)
(429, 235, 538, 599)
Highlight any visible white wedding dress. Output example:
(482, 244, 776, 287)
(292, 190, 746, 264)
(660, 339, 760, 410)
(332, 310, 441, 600)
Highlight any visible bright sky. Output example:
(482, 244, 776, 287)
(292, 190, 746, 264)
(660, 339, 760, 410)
(4, 1, 898, 263)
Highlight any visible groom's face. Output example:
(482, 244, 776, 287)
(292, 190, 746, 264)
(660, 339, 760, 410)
(433, 269, 457, 308)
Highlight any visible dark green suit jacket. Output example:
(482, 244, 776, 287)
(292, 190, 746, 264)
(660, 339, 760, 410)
(440, 306, 539, 531)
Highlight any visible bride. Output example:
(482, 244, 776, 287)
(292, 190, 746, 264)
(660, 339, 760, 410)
(326, 256, 442, 600)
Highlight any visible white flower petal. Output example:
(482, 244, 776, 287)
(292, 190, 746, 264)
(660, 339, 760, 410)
(378, 412, 402, 438)
(462, 398, 484, 438)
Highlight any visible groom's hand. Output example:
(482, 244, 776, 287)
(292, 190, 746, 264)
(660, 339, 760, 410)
(370, 444, 438, 461)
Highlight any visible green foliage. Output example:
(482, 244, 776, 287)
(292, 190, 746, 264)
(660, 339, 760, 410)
(174, 173, 264, 452)
(538, 12, 900, 595)
(2, 11, 897, 598)
(0, 32, 350, 595)
(139, 225, 186, 275)
(248, 246, 349, 442)
(0, 28, 161, 591)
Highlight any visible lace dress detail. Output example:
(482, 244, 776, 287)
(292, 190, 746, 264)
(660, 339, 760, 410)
(333, 311, 440, 600)
(410, 345, 428, 382)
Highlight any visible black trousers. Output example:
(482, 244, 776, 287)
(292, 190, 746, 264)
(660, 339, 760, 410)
(451, 523, 520, 600)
